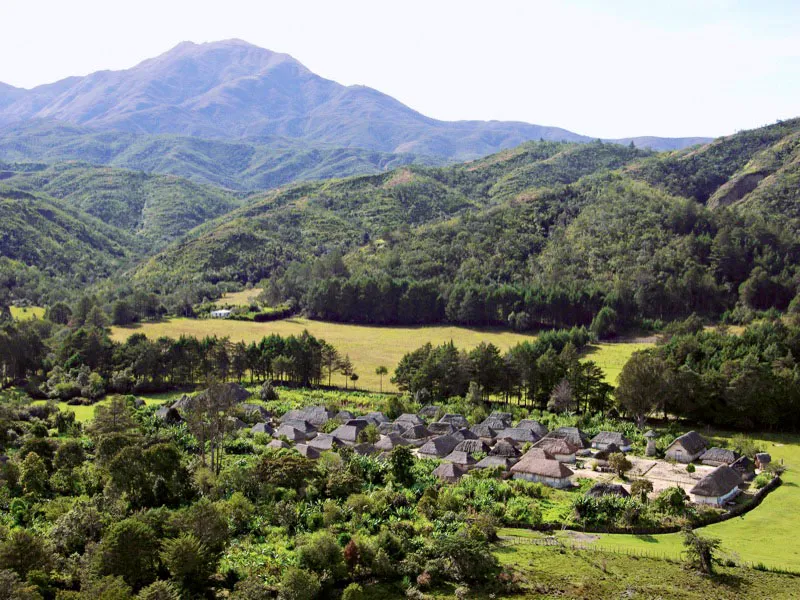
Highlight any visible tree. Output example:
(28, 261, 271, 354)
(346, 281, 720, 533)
(608, 453, 633, 479)
(615, 351, 666, 427)
(0, 529, 52, 578)
(112, 301, 136, 326)
(46, 302, 72, 325)
(136, 581, 180, 600)
(19, 452, 49, 498)
(357, 424, 380, 444)
(388, 446, 414, 487)
(682, 527, 721, 574)
(630, 479, 654, 502)
(375, 365, 388, 393)
(279, 568, 320, 600)
(338, 355, 354, 389)
(93, 519, 158, 590)
(590, 306, 618, 339)
(0, 569, 42, 600)
(547, 379, 573, 413)
(160, 534, 215, 595)
(89, 396, 137, 437)
(184, 383, 238, 474)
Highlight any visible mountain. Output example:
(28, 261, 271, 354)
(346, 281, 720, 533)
(0, 120, 446, 191)
(0, 161, 243, 247)
(0, 39, 709, 160)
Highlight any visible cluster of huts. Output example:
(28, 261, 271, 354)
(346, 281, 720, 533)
(664, 430, 772, 506)
(153, 386, 774, 507)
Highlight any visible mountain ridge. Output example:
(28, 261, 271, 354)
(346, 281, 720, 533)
(0, 39, 710, 158)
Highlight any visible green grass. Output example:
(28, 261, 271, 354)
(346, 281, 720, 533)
(112, 318, 653, 391)
(503, 432, 800, 572)
(214, 289, 262, 307)
(583, 341, 654, 383)
(31, 391, 181, 422)
(10, 306, 45, 320)
(111, 318, 541, 392)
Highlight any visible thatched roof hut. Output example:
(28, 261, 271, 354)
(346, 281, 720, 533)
(586, 483, 630, 498)
(433, 462, 467, 483)
(418, 435, 459, 458)
(690, 465, 742, 505)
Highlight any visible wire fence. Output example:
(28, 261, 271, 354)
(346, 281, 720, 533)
(499, 534, 800, 575)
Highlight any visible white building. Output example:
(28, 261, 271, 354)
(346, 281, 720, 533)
(210, 309, 232, 318)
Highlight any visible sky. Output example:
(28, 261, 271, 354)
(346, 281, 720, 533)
(1, 0, 798, 138)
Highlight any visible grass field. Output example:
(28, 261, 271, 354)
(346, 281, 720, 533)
(502, 432, 800, 571)
(582, 341, 653, 383)
(111, 318, 651, 391)
(111, 318, 541, 392)
(214, 289, 262, 307)
(10, 306, 45, 320)
(32, 392, 183, 422)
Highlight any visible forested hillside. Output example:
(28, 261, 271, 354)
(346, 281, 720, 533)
(130, 120, 800, 330)
(0, 121, 445, 191)
(0, 162, 243, 247)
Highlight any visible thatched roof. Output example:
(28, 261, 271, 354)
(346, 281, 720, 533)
(396, 413, 425, 426)
(295, 444, 320, 459)
(731, 455, 755, 479)
(593, 443, 622, 462)
(375, 433, 411, 451)
(282, 419, 317, 434)
(308, 434, 344, 451)
(755, 452, 772, 465)
(488, 411, 513, 426)
(454, 439, 491, 455)
(586, 483, 630, 498)
(334, 410, 355, 423)
(548, 427, 590, 449)
(331, 421, 367, 443)
(496, 428, 539, 444)
(481, 417, 509, 430)
(516, 419, 549, 438)
(194, 382, 252, 405)
(690, 465, 742, 497)
(700, 447, 739, 465)
(418, 435, 459, 458)
(418, 405, 441, 419)
(280, 406, 335, 427)
(274, 425, 307, 442)
(428, 422, 457, 436)
(490, 438, 522, 458)
(433, 462, 467, 481)
(251, 422, 274, 435)
(475, 455, 515, 470)
(534, 437, 577, 456)
(470, 424, 498, 439)
(438, 414, 470, 428)
(668, 431, 708, 455)
(267, 439, 290, 449)
(443, 450, 477, 466)
(239, 403, 271, 419)
(400, 424, 431, 440)
(379, 421, 404, 435)
(511, 455, 574, 479)
(452, 428, 479, 442)
(353, 443, 376, 456)
(517, 447, 551, 461)
(365, 412, 390, 424)
(591, 431, 631, 447)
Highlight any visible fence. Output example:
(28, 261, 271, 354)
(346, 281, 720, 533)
(500, 534, 682, 562)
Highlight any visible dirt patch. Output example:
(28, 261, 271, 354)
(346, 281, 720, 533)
(382, 169, 415, 188)
(564, 530, 600, 543)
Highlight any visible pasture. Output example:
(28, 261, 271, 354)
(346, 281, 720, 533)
(214, 289, 262, 307)
(10, 305, 45, 320)
(111, 318, 651, 391)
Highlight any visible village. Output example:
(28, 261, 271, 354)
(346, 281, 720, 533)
(155, 383, 775, 512)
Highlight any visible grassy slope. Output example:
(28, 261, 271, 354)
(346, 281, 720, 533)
(506, 432, 800, 571)
(110, 317, 540, 391)
(582, 342, 653, 383)
(9, 305, 45, 320)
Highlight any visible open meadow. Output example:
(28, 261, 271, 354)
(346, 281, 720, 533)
(9, 305, 45, 320)
(111, 318, 651, 391)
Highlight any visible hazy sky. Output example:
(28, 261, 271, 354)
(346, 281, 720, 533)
(2, 0, 798, 138)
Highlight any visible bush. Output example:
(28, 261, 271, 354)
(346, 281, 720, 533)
(159, 534, 215, 594)
(686, 463, 696, 473)
(279, 568, 320, 600)
(93, 519, 158, 590)
(296, 531, 345, 581)
(259, 382, 279, 401)
(754, 472, 772, 489)
(136, 580, 180, 600)
(341, 583, 364, 600)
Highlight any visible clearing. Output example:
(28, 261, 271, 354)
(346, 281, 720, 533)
(111, 318, 651, 391)
(10, 306, 46, 320)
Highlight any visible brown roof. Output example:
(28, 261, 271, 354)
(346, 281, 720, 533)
(534, 437, 577, 455)
(668, 431, 708, 455)
(375, 432, 411, 451)
(418, 435, 459, 457)
(700, 447, 739, 464)
(443, 450, 477, 466)
(511, 456, 573, 479)
(586, 483, 630, 498)
(690, 465, 742, 497)
(475, 455, 515, 470)
(454, 439, 491, 455)
(433, 462, 467, 480)
(490, 438, 522, 458)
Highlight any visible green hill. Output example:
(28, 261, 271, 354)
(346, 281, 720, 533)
(0, 162, 243, 247)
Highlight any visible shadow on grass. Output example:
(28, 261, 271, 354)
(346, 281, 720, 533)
(634, 534, 659, 543)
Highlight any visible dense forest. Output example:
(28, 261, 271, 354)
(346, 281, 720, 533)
(2, 119, 799, 334)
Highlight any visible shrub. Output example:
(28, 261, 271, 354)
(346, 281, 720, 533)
(259, 382, 279, 401)
(159, 534, 215, 594)
(754, 472, 772, 489)
(686, 463, 696, 473)
(341, 583, 364, 600)
(93, 519, 158, 590)
(296, 531, 345, 581)
(136, 580, 180, 600)
(279, 568, 320, 600)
